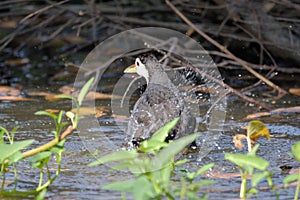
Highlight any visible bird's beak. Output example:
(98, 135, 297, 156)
(124, 63, 137, 73)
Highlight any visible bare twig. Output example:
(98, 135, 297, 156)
(19, 0, 70, 24)
(166, 0, 287, 96)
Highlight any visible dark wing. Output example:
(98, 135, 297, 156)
(126, 84, 182, 141)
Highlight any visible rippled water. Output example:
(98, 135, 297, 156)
(0, 91, 299, 199)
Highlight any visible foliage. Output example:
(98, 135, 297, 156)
(233, 120, 270, 152)
(89, 118, 214, 200)
(225, 145, 277, 199)
(226, 120, 278, 199)
(0, 77, 94, 198)
(283, 141, 300, 200)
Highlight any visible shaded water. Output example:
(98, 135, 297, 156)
(0, 88, 299, 199)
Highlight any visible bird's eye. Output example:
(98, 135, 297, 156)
(136, 61, 140, 67)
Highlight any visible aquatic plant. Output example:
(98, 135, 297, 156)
(284, 141, 300, 200)
(0, 77, 94, 199)
(225, 120, 278, 199)
(89, 118, 215, 200)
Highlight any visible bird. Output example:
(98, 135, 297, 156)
(123, 54, 196, 148)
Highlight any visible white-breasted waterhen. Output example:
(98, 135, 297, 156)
(123, 54, 196, 147)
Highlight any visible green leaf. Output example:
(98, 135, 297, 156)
(8, 151, 24, 163)
(120, 157, 151, 174)
(283, 173, 299, 186)
(248, 188, 258, 194)
(187, 163, 214, 180)
(139, 140, 168, 153)
(50, 140, 66, 154)
(88, 150, 138, 167)
(292, 141, 300, 162)
(29, 151, 52, 169)
(132, 176, 156, 199)
(0, 140, 34, 163)
(139, 118, 179, 154)
(150, 117, 179, 142)
(251, 172, 268, 187)
(159, 164, 172, 188)
(57, 110, 64, 124)
(54, 94, 75, 101)
(35, 111, 57, 120)
(152, 133, 200, 169)
(224, 153, 269, 173)
(103, 176, 156, 199)
(78, 77, 95, 106)
(174, 159, 189, 166)
(0, 126, 7, 143)
(11, 126, 19, 141)
(248, 144, 260, 156)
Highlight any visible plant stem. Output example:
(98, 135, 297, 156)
(38, 170, 43, 188)
(247, 137, 252, 152)
(295, 168, 300, 200)
(13, 163, 17, 189)
(22, 125, 73, 158)
(240, 170, 247, 199)
(180, 177, 186, 200)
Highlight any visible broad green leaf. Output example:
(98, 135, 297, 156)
(88, 150, 138, 166)
(283, 173, 299, 186)
(7, 151, 24, 163)
(152, 133, 200, 169)
(132, 176, 156, 199)
(128, 157, 151, 174)
(112, 161, 140, 171)
(224, 153, 269, 172)
(0, 140, 34, 163)
(150, 117, 179, 142)
(78, 77, 95, 106)
(35, 111, 57, 120)
(247, 120, 270, 141)
(103, 176, 156, 200)
(292, 141, 300, 162)
(159, 164, 172, 188)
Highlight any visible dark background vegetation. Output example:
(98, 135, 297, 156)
(0, 0, 299, 90)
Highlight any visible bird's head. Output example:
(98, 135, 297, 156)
(124, 55, 162, 84)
